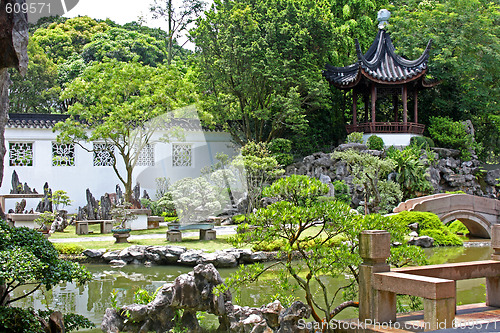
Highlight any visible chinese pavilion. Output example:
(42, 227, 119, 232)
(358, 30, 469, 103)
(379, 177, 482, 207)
(323, 9, 437, 144)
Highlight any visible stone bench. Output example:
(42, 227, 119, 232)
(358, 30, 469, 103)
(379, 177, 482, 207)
(147, 216, 163, 229)
(76, 220, 114, 235)
(167, 223, 216, 242)
(6, 212, 41, 229)
(0, 193, 44, 212)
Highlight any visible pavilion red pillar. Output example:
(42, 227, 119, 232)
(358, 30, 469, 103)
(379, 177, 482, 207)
(413, 90, 418, 123)
(371, 84, 377, 124)
(364, 95, 369, 123)
(352, 90, 357, 125)
(402, 85, 408, 131)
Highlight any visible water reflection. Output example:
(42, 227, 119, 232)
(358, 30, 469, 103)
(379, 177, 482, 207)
(13, 245, 492, 332)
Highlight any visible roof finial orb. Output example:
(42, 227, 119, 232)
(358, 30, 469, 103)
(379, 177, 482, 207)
(377, 9, 391, 29)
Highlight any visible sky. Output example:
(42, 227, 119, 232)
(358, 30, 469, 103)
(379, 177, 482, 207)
(64, 0, 204, 49)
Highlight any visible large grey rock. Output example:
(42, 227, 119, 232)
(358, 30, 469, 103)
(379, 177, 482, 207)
(101, 308, 124, 333)
(102, 250, 121, 262)
(215, 252, 238, 268)
(485, 169, 500, 186)
(432, 147, 460, 158)
(179, 250, 204, 266)
(167, 245, 187, 256)
(261, 300, 284, 330)
(83, 249, 104, 258)
(334, 143, 368, 152)
(408, 236, 435, 248)
(276, 301, 312, 333)
(119, 245, 146, 262)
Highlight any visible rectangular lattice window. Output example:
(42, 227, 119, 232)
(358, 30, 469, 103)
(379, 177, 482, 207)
(93, 143, 114, 166)
(172, 143, 192, 167)
(9, 142, 33, 166)
(137, 144, 155, 166)
(52, 143, 75, 166)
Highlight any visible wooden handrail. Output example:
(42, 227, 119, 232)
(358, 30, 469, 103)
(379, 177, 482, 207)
(346, 122, 425, 134)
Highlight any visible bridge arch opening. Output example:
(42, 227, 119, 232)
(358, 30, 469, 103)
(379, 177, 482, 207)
(441, 211, 491, 239)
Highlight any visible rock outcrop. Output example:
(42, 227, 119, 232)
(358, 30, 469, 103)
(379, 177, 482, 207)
(285, 147, 500, 209)
(101, 264, 311, 333)
(87, 245, 271, 267)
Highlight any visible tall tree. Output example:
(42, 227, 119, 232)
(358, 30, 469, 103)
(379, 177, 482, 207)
(8, 41, 60, 113)
(149, 0, 206, 65)
(55, 60, 196, 202)
(192, 0, 335, 145)
(389, 0, 499, 160)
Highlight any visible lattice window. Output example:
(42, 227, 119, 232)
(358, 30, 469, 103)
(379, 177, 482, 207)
(172, 143, 192, 167)
(9, 142, 33, 166)
(52, 143, 75, 166)
(137, 144, 155, 166)
(93, 143, 114, 166)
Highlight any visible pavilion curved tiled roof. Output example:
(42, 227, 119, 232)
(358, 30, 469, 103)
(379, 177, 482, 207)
(6, 113, 223, 132)
(323, 29, 432, 88)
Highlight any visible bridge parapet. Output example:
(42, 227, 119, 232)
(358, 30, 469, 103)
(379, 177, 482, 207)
(393, 194, 500, 238)
(359, 225, 500, 331)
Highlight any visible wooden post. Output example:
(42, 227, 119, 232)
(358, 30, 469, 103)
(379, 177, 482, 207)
(371, 84, 377, 124)
(352, 90, 357, 125)
(402, 85, 408, 130)
(414, 90, 418, 123)
(364, 94, 369, 123)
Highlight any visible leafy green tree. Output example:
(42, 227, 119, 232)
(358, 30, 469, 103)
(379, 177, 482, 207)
(55, 60, 196, 202)
(149, 0, 206, 65)
(81, 28, 167, 67)
(225, 175, 425, 327)
(31, 16, 109, 64)
(0, 220, 91, 306)
(8, 41, 60, 113)
(192, 0, 335, 144)
(232, 141, 284, 213)
(389, 0, 499, 160)
(332, 149, 402, 214)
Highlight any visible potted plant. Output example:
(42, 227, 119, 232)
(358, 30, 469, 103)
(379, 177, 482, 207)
(34, 211, 56, 239)
(49, 190, 72, 232)
(111, 203, 136, 244)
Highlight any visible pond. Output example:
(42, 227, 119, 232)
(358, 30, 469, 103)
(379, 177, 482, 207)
(13, 244, 493, 332)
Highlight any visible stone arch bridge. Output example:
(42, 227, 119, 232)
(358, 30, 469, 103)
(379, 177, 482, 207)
(393, 193, 500, 238)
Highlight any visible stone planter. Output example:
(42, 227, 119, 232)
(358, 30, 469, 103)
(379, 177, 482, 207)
(112, 228, 131, 244)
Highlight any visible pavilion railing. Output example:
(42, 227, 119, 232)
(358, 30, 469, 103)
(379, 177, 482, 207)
(346, 122, 425, 135)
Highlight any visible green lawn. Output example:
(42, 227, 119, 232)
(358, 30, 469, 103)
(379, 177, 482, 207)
(50, 218, 177, 239)
(50, 224, 169, 238)
(53, 233, 239, 252)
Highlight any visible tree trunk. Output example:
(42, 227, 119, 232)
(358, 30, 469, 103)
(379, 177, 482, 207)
(0, 69, 9, 190)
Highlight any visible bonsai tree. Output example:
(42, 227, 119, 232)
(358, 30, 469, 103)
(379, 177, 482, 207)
(50, 190, 72, 212)
(110, 203, 137, 231)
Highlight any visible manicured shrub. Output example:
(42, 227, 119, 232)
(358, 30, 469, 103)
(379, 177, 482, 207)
(447, 220, 469, 235)
(420, 229, 463, 246)
(346, 132, 363, 144)
(53, 243, 85, 255)
(367, 135, 384, 150)
(390, 211, 463, 246)
(268, 138, 293, 166)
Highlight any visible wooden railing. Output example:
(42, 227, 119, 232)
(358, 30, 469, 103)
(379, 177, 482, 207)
(346, 122, 425, 134)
